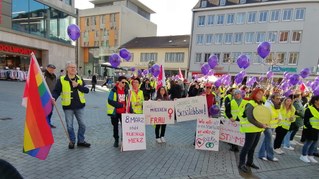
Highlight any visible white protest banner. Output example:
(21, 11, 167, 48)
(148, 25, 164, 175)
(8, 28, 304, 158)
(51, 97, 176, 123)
(143, 101, 175, 125)
(195, 118, 220, 151)
(122, 114, 146, 151)
(175, 96, 208, 122)
(219, 118, 245, 147)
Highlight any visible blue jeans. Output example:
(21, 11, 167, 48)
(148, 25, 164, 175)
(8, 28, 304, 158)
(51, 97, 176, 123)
(258, 128, 275, 160)
(64, 108, 86, 143)
(283, 131, 292, 147)
(302, 140, 318, 156)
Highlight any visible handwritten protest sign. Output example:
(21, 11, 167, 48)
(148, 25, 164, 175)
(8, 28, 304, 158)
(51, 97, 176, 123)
(219, 118, 245, 147)
(122, 114, 146, 151)
(175, 96, 208, 122)
(143, 101, 175, 125)
(195, 118, 220, 151)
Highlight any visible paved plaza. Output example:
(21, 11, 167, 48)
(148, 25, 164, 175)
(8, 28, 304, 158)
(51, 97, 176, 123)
(0, 80, 318, 179)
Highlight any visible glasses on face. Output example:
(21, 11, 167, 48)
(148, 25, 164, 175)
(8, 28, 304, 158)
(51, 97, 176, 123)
(121, 81, 126, 84)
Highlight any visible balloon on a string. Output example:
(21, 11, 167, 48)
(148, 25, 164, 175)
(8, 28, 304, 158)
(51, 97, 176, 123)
(109, 53, 121, 68)
(266, 71, 273, 79)
(235, 73, 244, 84)
(119, 48, 131, 61)
(208, 55, 219, 69)
(300, 68, 310, 79)
(209, 105, 220, 115)
(237, 54, 249, 69)
(314, 87, 319, 96)
(67, 24, 80, 41)
(137, 69, 142, 76)
(201, 63, 210, 75)
(142, 69, 148, 76)
(311, 81, 319, 91)
(207, 69, 214, 76)
(283, 89, 293, 97)
(257, 41, 271, 59)
(280, 82, 290, 90)
(239, 70, 247, 77)
(151, 64, 160, 77)
(315, 76, 319, 82)
(130, 67, 135, 71)
(242, 59, 250, 69)
(289, 74, 300, 86)
(214, 78, 222, 88)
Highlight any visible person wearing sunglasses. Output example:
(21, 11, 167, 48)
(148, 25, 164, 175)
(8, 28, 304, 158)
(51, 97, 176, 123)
(107, 76, 129, 148)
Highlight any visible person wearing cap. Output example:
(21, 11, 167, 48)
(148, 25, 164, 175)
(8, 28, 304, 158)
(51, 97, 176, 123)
(106, 76, 129, 148)
(225, 89, 247, 152)
(44, 64, 57, 128)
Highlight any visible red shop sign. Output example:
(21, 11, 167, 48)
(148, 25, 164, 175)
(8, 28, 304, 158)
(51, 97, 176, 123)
(0, 44, 35, 55)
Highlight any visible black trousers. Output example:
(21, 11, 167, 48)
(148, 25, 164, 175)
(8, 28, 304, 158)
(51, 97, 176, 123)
(155, 124, 166, 138)
(274, 126, 288, 149)
(111, 114, 122, 140)
(239, 132, 261, 166)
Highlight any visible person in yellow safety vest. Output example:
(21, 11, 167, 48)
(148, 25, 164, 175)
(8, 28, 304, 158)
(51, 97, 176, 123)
(274, 96, 296, 152)
(258, 93, 282, 161)
(223, 88, 235, 117)
(225, 89, 247, 152)
(150, 77, 157, 99)
(154, 86, 170, 143)
(300, 95, 319, 163)
(130, 78, 144, 114)
(52, 62, 90, 149)
(106, 76, 129, 148)
(219, 85, 226, 107)
(238, 88, 267, 173)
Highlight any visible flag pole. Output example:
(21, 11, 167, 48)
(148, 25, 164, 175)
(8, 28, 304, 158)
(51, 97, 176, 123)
(53, 103, 72, 144)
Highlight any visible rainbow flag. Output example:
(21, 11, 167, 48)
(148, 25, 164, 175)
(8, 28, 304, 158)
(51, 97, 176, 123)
(21, 53, 54, 160)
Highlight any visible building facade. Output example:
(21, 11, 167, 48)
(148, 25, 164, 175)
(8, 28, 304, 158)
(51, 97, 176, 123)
(0, 0, 77, 72)
(78, 0, 157, 77)
(189, 0, 319, 78)
(120, 35, 190, 77)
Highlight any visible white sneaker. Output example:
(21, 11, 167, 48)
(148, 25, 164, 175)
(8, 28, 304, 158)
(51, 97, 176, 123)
(290, 140, 297, 145)
(283, 146, 295, 151)
(156, 138, 162, 143)
(308, 156, 318, 163)
(160, 137, 166, 143)
(300, 155, 310, 163)
(269, 157, 279, 162)
(274, 148, 285, 155)
(260, 157, 268, 161)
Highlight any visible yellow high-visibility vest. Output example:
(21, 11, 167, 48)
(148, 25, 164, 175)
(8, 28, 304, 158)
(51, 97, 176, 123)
(279, 106, 296, 130)
(306, 106, 319, 130)
(238, 100, 264, 133)
(230, 99, 247, 120)
(60, 75, 85, 106)
(131, 90, 144, 114)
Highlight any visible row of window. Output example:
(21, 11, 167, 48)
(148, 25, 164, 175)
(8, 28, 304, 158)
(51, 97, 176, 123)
(196, 30, 302, 45)
(197, 8, 305, 26)
(195, 52, 299, 66)
(137, 53, 185, 63)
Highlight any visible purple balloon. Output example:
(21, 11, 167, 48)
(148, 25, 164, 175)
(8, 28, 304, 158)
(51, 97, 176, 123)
(142, 69, 148, 76)
(119, 48, 131, 61)
(242, 59, 250, 69)
(314, 87, 319, 96)
(283, 89, 293, 97)
(67, 24, 80, 41)
(151, 64, 160, 77)
(315, 76, 319, 82)
(280, 82, 290, 90)
(237, 55, 249, 69)
(109, 53, 121, 68)
(137, 69, 142, 76)
(130, 67, 135, 71)
(235, 74, 244, 84)
(201, 63, 211, 75)
(266, 71, 273, 79)
(214, 78, 222, 88)
(289, 74, 300, 86)
(207, 69, 214, 76)
(209, 105, 220, 115)
(311, 81, 319, 91)
(300, 68, 310, 79)
(208, 55, 219, 69)
(257, 41, 271, 59)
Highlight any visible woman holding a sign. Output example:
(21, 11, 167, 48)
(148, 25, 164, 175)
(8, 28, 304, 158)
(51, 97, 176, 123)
(238, 88, 268, 173)
(155, 87, 170, 143)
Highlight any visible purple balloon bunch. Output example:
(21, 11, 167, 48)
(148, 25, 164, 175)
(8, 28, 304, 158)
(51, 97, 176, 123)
(201, 55, 219, 75)
(236, 54, 250, 69)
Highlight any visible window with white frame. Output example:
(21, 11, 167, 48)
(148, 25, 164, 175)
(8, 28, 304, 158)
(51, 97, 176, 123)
(288, 52, 299, 65)
(292, 31, 302, 42)
(196, 34, 204, 44)
(220, 0, 226, 6)
(140, 53, 158, 62)
(224, 33, 233, 44)
(279, 31, 289, 43)
(245, 32, 254, 43)
(215, 33, 223, 44)
(198, 16, 205, 26)
(295, 8, 305, 20)
(207, 15, 214, 25)
(100, 15, 105, 25)
(282, 9, 293, 21)
(206, 34, 214, 44)
(253, 52, 262, 64)
(201, 0, 207, 8)
(215, 53, 221, 62)
(256, 32, 266, 43)
(270, 9, 280, 22)
(165, 52, 184, 63)
(247, 11, 256, 23)
(234, 33, 243, 44)
(268, 31, 277, 43)
(222, 53, 231, 63)
(227, 13, 235, 24)
(217, 14, 225, 25)
(259, 11, 268, 23)
(204, 53, 211, 62)
(237, 12, 246, 24)
(195, 53, 202, 63)
(265, 52, 274, 64)
(275, 52, 286, 65)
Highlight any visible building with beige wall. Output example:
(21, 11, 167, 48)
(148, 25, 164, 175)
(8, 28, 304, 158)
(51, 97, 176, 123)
(120, 35, 190, 77)
(78, 0, 157, 77)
